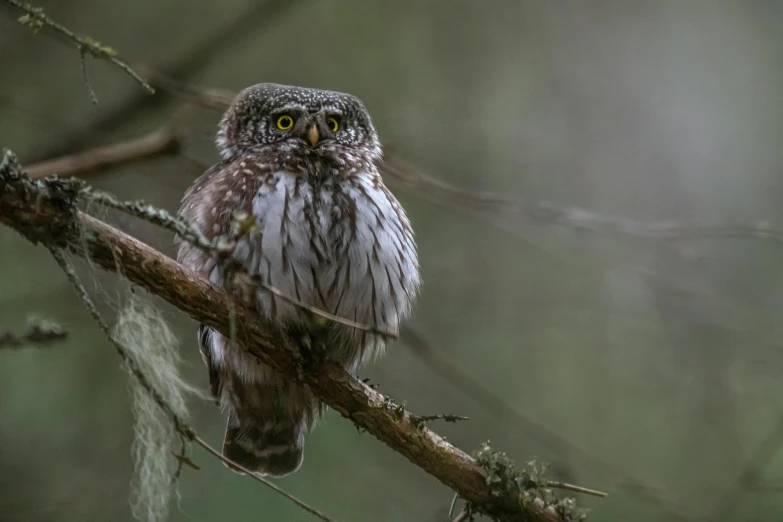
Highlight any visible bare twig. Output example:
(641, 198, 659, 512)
(380, 157, 783, 243)
(401, 327, 684, 514)
(0, 153, 593, 522)
(401, 327, 586, 462)
(135, 69, 234, 111)
(0, 318, 67, 349)
(190, 434, 333, 521)
(25, 126, 181, 179)
(23, 0, 306, 162)
(543, 481, 609, 499)
(1, 0, 154, 96)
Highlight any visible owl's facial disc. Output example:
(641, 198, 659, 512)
(217, 83, 382, 163)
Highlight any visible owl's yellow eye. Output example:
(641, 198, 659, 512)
(326, 117, 339, 133)
(276, 115, 294, 130)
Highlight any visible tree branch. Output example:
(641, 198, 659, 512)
(0, 153, 595, 521)
(1, 0, 154, 97)
(24, 125, 181, 179)
(0, 317, 67, 349)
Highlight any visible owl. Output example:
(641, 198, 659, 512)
(176, 83, 420, 477)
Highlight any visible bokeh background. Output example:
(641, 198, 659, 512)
(2, 1, 783, 521)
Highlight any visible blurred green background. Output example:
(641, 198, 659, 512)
(2, 1, 783, 521)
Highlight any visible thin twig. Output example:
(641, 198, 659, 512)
(380, 157, 783, 242)
(448, 493, 460, 518)
(2, 0, 154, 95)
(171, 434, 196, 484)
(0, 318, 67, 349)
(191, 435, 333, 521)
(245, 272, 397, 338)
(543, 481, 609, 499)
(78, 45, 99, 105)
(401, 326, 683, 513)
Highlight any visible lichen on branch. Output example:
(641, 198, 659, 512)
(1, 0, 154, 100)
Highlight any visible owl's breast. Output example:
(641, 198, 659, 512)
(244, 171, 419, 343)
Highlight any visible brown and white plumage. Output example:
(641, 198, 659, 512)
(176, 83, 420, 476)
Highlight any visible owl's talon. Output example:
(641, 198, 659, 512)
(296, 333, 329, 370)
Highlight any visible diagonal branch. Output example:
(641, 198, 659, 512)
(1, 0, 153, 96)
(0, 154, 595, 521)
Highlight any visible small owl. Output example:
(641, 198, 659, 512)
(176, 83, 420, 477)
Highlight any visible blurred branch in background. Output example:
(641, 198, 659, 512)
(401, 327, 689, 518)
(24, 73, 783, 245)
(0, 152, 601, 522)
(702, 413, 783, 521)
(13, 0, 307, 163)
(380, 158, 783, 242)
(0, 317, 67, 350)
(0, 0, 154, 100)
(25, 125, 182, 179)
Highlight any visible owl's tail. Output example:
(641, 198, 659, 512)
(222, 410, 305, 477)
(220, 377, 321, 478)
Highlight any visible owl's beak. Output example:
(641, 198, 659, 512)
(307, 124, 320, 147)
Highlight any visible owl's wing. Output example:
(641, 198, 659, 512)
(176, 158, 276, 400)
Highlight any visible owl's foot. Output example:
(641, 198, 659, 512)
(296, 333, 328, 367)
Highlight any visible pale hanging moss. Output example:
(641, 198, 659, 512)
(113, 294, 201, 522)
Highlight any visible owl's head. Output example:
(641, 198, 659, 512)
(216, 83, 382, 166)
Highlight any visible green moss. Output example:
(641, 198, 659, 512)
(81, 36, 118, 58)
(16, 4, 44, 32)
(474, 441, 589, 521)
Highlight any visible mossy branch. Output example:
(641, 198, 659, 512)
(0, 317, 67, 349)
(1, 0, 154, 100)
(0, 151, 604, 522)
